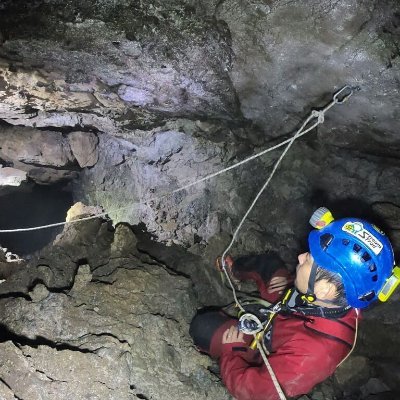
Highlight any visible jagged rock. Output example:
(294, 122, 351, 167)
(0, 246, 25, 280)
(0, 125, 79, 183)
(0, 218, 230, 399)
(374, 360, 400, 393)
(360, 378, 390, 397)
(70, 264, 92, 293)
(68, 131, 99, 168)
(29, 282, 50, 302)
(309, 381, 336, 400)
(0, 126, 74, 167)
(334, 356, 373, 394)
(65, 201, 104, 222)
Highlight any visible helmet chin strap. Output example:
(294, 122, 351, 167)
(301, 261, 318, 303)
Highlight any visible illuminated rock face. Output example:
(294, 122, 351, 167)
(0, 1, 399, 398)
(0, 166, 27, 187)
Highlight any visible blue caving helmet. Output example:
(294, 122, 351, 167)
(308, 208, 395, 309)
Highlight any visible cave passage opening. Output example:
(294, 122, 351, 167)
(0, 183, 73, 255)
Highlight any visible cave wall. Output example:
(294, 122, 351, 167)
(0, 220, 231, 400)
(0, 0, 399, 260)
(0, 1, 399, 399)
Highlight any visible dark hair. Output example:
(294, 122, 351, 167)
(315, 266, 348, 307)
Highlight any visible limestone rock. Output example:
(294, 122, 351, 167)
(68, 131, 99, 168)
(29, 283, 50, 302)
(0, 219, 229, 400)
(65, 201, 104, 222)
(0, 1, 399, 397)
(0, 126, 74, 167)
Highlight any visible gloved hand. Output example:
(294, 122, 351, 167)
(215, 255, 241, 286)
(267, 275, 292, 294)
(215, 255, 234, 272)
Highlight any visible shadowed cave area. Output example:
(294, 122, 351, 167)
(0, 184, 73, 255)
(0, 1, 399, 399)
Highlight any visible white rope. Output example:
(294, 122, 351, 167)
(220, 84, 356, 303)
(336, 308, 360, 368)
(220, 114, 319, 264)
(0, 133, 304, 234)
(0, 212, 110, 233)
(256, 340, 287, 400)
(0, 86, 356, 238)
(219, 85, 357, 400)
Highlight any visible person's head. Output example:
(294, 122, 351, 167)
(295, 252, 347, 307)
(298, 207, 398, 309)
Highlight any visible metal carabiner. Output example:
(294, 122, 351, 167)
(333, 85, 360, 104)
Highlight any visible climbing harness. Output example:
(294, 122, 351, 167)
(238, 312, 264, 335)
(226, 286, 361, 400)
(0, 86, 358, 234)
(218, 86, 359, 400)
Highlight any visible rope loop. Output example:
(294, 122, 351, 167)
(311, 110, 325, 124)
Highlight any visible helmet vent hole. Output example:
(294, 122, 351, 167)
(372, 275, 378, 282)
(342, 239, 350, 246)
(353, 243, 362, 253)
(320, 233, 333, 250)
(362, 252, 372, 262)
(359, 291, 375, 302)
(369, 264, 377, 272)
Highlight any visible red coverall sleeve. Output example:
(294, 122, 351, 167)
(232, 254, 293, 303)
(220, 340, 338, 400)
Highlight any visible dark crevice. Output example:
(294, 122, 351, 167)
(134, 246, 191, 279)
(28, 278, 73, 294)
(18, 159, 81, 171)
(27, 278, 49, 292)
(0, 323, 93, 354)
(90, 332, 129, 345)
(35, 124, 101, 135)
(0, 376, 22, 400)
(0, 292, 31, 300)
(89, 278, 116, 285)
(150, 312, 179, 325)
(136, 394, 149, 400)
(76, 258, 89, 266)
(0, 184, 73, 255)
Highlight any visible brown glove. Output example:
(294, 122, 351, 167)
(215, 255, 241, 286)
(215, 255, 234, 271)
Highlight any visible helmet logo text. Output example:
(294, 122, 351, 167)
(342, 222, 383, 255)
